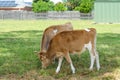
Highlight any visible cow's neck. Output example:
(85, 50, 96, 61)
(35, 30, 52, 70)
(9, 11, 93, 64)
(47, 48, 55, 60)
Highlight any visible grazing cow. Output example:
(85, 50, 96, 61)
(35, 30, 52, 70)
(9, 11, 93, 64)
(39, 28, 100, 74)
(40, 22, 73, 52)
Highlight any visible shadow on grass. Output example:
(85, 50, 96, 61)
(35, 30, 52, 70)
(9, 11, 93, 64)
(0, 30, 43, 75)
(0, 30, 120, 79)
(43, 33, 120, 79)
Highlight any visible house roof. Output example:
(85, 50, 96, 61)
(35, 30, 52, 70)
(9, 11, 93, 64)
(0, 0, 32, 7)
(0, 1, 17, 7)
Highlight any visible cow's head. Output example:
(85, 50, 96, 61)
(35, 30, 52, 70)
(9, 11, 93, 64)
(39, 51, 51, 69)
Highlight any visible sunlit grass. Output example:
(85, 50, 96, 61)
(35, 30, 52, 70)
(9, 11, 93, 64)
(0, 20, 120, 79)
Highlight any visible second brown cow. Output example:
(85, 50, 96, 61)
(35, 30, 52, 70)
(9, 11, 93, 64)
(40, 22, 73, 52)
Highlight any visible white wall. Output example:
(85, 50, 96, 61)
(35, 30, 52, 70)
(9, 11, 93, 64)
(24, 0, 33, 2)
(0, 0, 15, 1)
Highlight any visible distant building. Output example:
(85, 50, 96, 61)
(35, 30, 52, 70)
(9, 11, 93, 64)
(0, 0, 32, 11)
(94, 0, 120, 23)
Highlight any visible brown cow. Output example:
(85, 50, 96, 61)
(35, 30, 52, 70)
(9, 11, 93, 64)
(39, 28, 100, 74)
(40, 22, 73, 52)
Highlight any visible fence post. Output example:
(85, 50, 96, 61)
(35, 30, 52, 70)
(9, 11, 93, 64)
(2, 11, 4, 20)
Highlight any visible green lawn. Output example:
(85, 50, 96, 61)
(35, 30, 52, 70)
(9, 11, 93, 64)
(0, 20, 120, 80)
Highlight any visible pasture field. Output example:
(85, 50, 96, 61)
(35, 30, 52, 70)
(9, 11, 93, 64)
(0, 20, 120, 80)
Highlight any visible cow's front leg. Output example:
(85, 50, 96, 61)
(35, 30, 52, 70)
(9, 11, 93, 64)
(64, 53, 75, 74)
(56, 57, 63, 73)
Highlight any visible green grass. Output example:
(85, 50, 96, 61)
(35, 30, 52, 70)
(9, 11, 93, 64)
(0, 20, 120, 80)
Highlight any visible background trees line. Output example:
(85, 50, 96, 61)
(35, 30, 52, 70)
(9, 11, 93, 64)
(32, 0, 94, 13)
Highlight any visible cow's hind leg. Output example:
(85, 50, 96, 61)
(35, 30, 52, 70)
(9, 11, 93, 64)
(86, 42, 95, 70)
(89, 50, 96, 70)
(95, 51, 100, 70)
(87, 42, 100, 70)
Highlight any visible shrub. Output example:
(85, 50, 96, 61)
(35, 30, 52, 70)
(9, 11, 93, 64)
(54, 2, 67, 11)
(32, 1, 48, 12)
(32, 0, 54, 12)
(74, 6, 80, 11)
(48, 1, 54, 11)
(74, 0, 93, 13)
(79, 1, 93, 13)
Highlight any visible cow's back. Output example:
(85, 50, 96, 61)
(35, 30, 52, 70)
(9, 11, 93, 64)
(48, 28, 96, 54)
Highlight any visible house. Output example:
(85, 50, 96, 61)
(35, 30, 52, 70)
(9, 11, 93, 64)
(0, 0, 32, 11)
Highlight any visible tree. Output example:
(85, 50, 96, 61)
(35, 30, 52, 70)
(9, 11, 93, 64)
(33, 0, 39, 3)
(74, 0, 94, 13)
(66, 0, 81, 10)
(43, 0, 50, 2)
